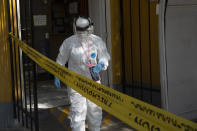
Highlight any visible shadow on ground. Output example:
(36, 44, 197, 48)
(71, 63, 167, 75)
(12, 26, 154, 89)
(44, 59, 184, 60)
(35, 80, 135, 131)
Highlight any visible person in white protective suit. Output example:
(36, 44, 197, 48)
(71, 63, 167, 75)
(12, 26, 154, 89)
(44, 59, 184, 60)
(54, 16, 110, 131)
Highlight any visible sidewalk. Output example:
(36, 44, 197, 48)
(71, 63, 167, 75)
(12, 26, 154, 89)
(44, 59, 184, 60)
(2, 80, 135, 131)
(0, 120, 30, 131)
(48, 105, 135, 131)
(2, 80, 196, 131)
(36, 80, 135, 131)
(0, 128, 29, 131)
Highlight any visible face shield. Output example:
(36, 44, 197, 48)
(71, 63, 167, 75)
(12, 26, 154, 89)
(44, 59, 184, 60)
(73, 17, 94, 37)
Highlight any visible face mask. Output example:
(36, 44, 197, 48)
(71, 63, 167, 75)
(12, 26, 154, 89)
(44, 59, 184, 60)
(77, 31, 89, 39)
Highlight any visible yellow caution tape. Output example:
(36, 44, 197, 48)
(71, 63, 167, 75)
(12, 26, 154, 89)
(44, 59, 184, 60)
(10, 33, 197, 131)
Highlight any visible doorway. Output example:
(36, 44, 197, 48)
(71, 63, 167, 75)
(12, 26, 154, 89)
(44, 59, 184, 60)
(20, 0, 89, 81)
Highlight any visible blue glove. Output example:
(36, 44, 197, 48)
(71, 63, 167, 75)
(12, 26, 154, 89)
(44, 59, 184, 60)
(54, 76, 61, 88)
(92, 61, 105, 73)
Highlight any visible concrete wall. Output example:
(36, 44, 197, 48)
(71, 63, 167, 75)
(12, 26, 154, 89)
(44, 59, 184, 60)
(168, 0, 197, 5)
(160, 0, 197, 120)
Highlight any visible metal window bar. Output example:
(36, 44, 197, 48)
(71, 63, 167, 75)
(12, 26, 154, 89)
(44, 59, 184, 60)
(22, 55, 29, 128)
(148, 0, 153, 103)
(27, 58, 33, 131)
(119, 0, 126, 93)
(10, 0, 21, 123)
(129, 0, 134, 97)
(21, 0, 31, 129)
(20, 0, 30, 128)
(14, 0, 25, 125)
(28, 0, 39, 129)
(138, 0, 143, 101)
(11, 0, 22, 126)
(7, 0, 39, 130)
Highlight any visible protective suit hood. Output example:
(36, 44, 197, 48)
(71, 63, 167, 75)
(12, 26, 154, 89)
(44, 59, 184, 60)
(56, 16, 110, 131)
(74, 17, 94, 35)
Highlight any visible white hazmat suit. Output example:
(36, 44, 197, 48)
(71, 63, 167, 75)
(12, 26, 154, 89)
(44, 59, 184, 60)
(56, 17, 110, 131)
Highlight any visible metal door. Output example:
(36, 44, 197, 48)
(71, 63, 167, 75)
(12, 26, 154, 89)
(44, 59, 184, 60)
(8, 0, 39, 130)
(119, 0, 161, 106)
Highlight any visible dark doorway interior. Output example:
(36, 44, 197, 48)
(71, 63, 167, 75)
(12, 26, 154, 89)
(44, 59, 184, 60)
(20, 0, 89, 81)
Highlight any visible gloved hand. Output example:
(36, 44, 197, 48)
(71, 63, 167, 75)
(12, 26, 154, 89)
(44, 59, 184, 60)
(92, 61, 104, 73)
(54, 76, 61, 88)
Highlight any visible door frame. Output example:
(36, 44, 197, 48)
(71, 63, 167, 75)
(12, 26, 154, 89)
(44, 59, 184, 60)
(159, 0, 168, 110)
(88, 0, 113, 87)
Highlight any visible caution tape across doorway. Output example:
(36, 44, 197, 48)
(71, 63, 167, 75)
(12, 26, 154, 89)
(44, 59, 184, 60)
(9, 33, 197, 131)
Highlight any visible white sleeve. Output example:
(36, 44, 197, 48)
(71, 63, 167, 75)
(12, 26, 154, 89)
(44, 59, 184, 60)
(97, 38, 110, 70)
(56, 39, 70, 66)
